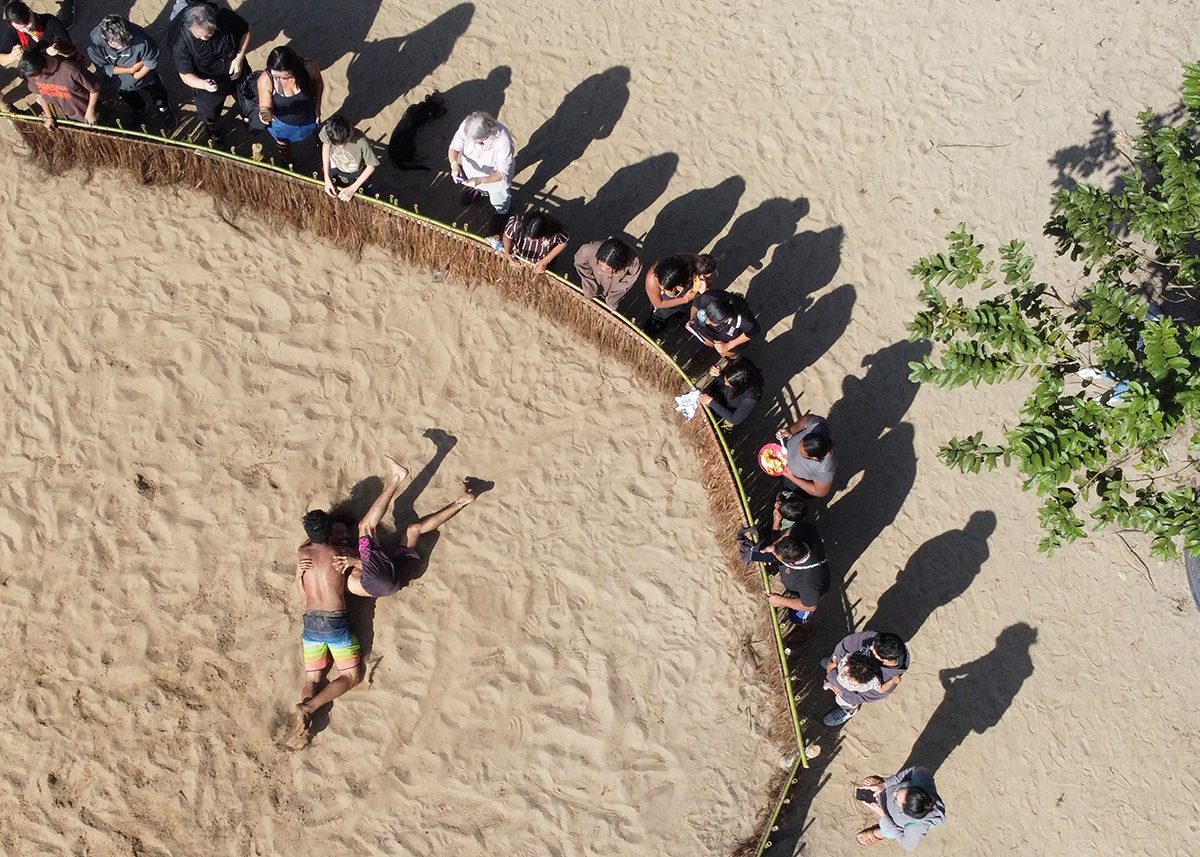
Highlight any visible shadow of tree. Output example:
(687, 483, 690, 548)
(1047, 103, 1187, 194)
(902, 622, 1038, 774)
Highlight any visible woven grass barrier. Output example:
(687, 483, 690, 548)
(5, 113, 808, 857)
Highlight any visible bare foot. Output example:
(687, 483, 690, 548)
(457, 477, 478, 507)
(282, 704, 312, 751)
(385, 455, 409, 483)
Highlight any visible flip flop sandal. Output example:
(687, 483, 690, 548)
(856, 827, 884, 846)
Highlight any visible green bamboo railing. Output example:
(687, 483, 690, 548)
(1, 108, 808, 854)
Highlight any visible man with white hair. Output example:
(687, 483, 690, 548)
(447, 110, 516, 222)
(171, 1, 250, 143)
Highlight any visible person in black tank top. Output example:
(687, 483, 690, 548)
(256, 45, 323, 160)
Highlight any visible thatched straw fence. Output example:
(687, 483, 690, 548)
(1, 111, 808, 857)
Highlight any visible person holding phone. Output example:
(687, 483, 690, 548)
(853, 766, 946, 849)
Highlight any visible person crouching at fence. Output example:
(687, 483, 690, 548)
(18, 44, 99, 128)
(86, 15, 175, 130)
(574, 237, 642, 310)
(448, 110, 515, 236)
(497, 208, 569, 274)
(172, 1, 251, 145)
(320, 114, 380, 202)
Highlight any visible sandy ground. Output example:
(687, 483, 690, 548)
(1, 0, 1199, 855)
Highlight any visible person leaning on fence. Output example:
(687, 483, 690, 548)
(448, 110, 515, 234)
(256, 45, 323, 161)
(699, 356, 763, 426)
(640, 254, 702, 336)
(499, 208, 569, 274)
(688, 290, 761, 357)
(747, 518, 830, 629)
(18, 44, 99, 128)
(87, 15, 176, 130)
(855, 766, 946, 849)
(0, 2, 69, 66)
(775, 412, 836, 499)
(172, 1, 251, 145)
(574, 237, 642, 310)
(821, 630, 910, 727)
(319, 114, 379, 202)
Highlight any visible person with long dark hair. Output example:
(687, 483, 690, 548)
(574, 237, 642, 309)
(256, 45, 323, 160)
(699, 356, 763, 426)
(687, 290, 761, 356)
(499, 209, 570, 274)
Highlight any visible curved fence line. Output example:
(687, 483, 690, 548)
(0, 110, 807, 854)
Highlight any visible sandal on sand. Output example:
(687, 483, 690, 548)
(856, 826, 884, 846)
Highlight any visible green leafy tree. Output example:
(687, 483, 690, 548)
(908, 64, 1200, 559)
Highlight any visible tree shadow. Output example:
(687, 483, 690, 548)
(1047, 103, 1187, 195)
(709, 196, 810, 288)
(514, 66, 631, 198)
(902, 622, 1038, 774)
(339, 3, 474, 122)
(866, 511, 997, 640)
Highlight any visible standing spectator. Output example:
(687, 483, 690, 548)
(172, 1, 250, 144)
(688, 291, 760, 356)
(776, 412, 836, 498)
(821, 631, 910, 726)
(319, 114, 379, 202)
(86, 15, 175, 129)
(256, 45, 322, 161)
(18, 45, 98, 127)
(640, 253, 717, 336)
(574, 237, 642, 309)
(854, 766, 946, 849)
(448, 111, 515, 231)
(0, 2, 69, 66)
(749, 519, 829, 627)
(499, 209, 569, 274)
(699, 357, 763, 426)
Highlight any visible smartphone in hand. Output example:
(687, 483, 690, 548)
(855, 788, 877, 804)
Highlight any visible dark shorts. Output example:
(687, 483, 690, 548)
(358, 535, 419, 598)
(302, 610, 360, 673)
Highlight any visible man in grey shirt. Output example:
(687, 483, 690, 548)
(86, 15, 175, 128)
(776, 413, 836, 498)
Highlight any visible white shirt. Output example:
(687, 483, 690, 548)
(450, 120, 515, 184)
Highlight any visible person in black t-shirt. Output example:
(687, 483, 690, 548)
(0, 2, 70, 66)
(750, 519, 830, 627)
(699, 356, 763, 426)
(688, 291, 761, 357)
(171, 1, 250, 142)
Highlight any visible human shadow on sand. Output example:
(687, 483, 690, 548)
(514, 66, 631, 198)
(865, 511, 997, 641)
(903, 622, 1038, 774)
(339, 3, 474, 123)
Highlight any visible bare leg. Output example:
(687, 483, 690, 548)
(285, 665, 362, 750)
(404, 478, 478, 548)
(359, 456, 409, 540)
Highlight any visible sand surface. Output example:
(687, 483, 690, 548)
(1, 0, 1200, 855)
